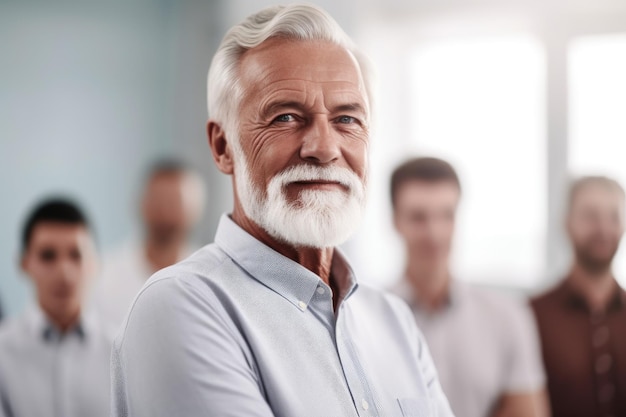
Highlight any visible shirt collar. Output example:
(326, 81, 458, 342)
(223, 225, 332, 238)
(560, 277, 626, 314)
(214, 214, 358, 311)
(27, 305, 92, 342)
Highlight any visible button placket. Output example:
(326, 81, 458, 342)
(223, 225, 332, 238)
(361, 398, 370, 410)
(335, 309, 378, 417)
(589, 312, 617, 415)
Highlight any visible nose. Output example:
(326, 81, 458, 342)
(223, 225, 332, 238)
(299, 116, 341, 164)
(57, 258, 78, 286)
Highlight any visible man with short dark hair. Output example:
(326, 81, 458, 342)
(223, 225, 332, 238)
(390, 157, 549, 417)
(532, 176, 626, 416)
(0, 198, 113, 417)
(93, 158, 205, 326)
(111, 4, 454, 417)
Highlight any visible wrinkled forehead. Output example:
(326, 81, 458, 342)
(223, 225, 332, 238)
(238, 38, 369, 110)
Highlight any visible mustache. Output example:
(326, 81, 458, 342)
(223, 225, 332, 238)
(273, 165, 365, 190)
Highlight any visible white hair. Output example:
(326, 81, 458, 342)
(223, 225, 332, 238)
(206, 3, 373, 141)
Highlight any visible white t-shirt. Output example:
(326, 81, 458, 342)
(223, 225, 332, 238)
(392, 279, 545, 417)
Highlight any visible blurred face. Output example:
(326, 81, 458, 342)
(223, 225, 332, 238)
(21, 223, 96, 321)
(567, 184, 625, 273)
(142, 172, 203, 245)
(394, 180, 460, 272)
(232, 38, 370, 248)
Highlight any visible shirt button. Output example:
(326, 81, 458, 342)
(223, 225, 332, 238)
(317, 286, 325, 295)
(298, 301, 307, 310)
(361, 399, 369, 410)
(595, 354, 613, 374)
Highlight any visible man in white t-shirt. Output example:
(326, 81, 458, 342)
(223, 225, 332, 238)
(93, 159, 205, 327)
(390, 157, 549, 417)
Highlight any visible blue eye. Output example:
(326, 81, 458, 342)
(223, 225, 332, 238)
(274, 114, 295, 123)
(337, 116, 356, 124)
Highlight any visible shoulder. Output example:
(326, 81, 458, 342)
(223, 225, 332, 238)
(114, 244, 238, 346)
(529, 282, 567, 332)
(137, 242, 231, 292)
(530, 282, 562, 311)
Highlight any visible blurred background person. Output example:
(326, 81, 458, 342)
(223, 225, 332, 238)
(390, 157, 549, 417)
(92, 158, 206, 327)
(532, 176, 626, 417)
(0, 198, 112, 417)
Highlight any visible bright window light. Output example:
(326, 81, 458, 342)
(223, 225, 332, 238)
(569, 33, 626, 287)
(408, 35, 547, 288)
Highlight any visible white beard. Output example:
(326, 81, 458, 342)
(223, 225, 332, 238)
(234, 154, 367, 249)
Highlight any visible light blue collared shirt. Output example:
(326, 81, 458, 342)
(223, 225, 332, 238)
(0, 306, 113, 417)
(111, 215, 454, 417)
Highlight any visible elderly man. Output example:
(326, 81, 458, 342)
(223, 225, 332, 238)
(0, 199, 113, 417)
(532, 176, 626, 416)
(111, 4, 453, 417)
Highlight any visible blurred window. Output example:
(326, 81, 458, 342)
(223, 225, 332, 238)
(407, 36, 547, 288)
(568, 33, 626, 287)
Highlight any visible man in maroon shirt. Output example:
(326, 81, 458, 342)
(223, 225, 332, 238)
(532, 176, 626, 417)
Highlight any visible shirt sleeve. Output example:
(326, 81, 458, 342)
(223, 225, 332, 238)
(111, 275, 275, 417)
(502, 300, 546, 393)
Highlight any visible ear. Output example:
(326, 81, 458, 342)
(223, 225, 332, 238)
(207, 120, 235, 175)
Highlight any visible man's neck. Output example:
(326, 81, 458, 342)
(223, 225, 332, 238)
(144, 238, 186, 273)
(406, 261, 451, 312)
(42, 305, 81, 334)
(568, 262, 617, 313)
(231, 206, 334, 285)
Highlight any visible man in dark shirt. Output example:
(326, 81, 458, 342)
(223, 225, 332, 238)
(532, 176, 626, 417)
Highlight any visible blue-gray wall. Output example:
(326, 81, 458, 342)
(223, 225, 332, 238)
(0, 0, 230, 316)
